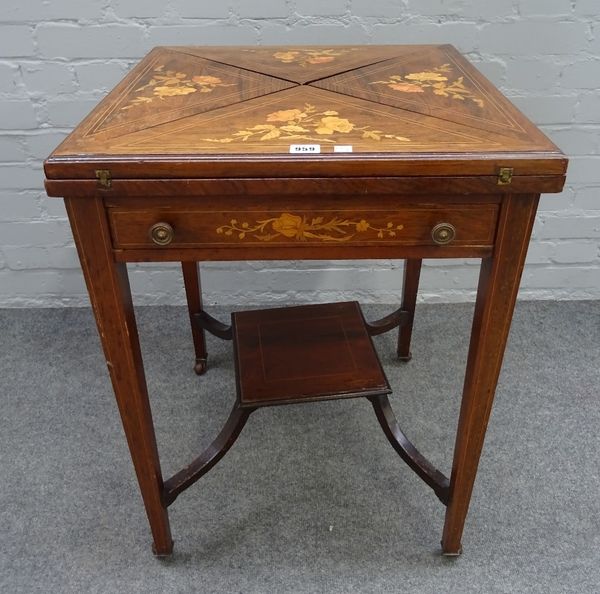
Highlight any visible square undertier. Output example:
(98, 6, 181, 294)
(232, 301, 391, 407)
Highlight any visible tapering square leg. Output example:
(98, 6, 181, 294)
(442, 194, 540, 555)
(66, 197, 173, 556)
(397, 258, 422, 361)
(182, 261, 208, 375)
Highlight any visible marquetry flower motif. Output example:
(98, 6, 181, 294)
(216, 213, 404, 242)
(388, 82, 424, 93)
(370, 64, 485, 108)
(203, 103, 411, 144)
(121, 65, 234, 110)
(315, 116, 354, 135)
(266, 109, 304, 122)
(272, 48, 356, 67)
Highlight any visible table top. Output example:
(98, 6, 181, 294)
(44, 45, 566, 182)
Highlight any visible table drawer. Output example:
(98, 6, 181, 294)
(108, 201, 499, 250)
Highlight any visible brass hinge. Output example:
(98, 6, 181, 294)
(497, 167, 513, 185)
(95, 169, 112, 189)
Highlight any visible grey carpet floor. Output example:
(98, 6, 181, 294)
(1, 301, 599, 594)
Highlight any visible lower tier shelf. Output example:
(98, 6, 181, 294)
(232, 301, 391, 407)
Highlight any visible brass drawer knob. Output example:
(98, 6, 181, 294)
(431, 222, 456, 245)
(149, 222, 174, 246)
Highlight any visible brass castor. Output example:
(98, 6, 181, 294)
(193, 358, 208, 375)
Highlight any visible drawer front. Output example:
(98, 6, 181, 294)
(108, 201, 499, 250)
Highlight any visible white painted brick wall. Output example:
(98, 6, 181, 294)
(0, 0, 598, 307)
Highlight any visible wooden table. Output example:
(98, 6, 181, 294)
(44, 45, 567, 557)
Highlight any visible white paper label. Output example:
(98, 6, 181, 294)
(289, 144, 321, 154)
(334, 145, 353, 153)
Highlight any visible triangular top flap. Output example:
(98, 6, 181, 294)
(312, 45, 544, 140)
(63, 47, 296, 142)
(77, 86, 544, 156)
(175, 45, 428, 84)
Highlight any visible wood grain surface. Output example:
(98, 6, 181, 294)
(107, 197, 499, 250)
(44, 45, 566, 184)
(232, 301, 391, 407)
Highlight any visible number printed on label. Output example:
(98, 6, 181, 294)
(289, 144, 321, 154)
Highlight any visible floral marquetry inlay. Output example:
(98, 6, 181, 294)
(370, 64, 485, 108)
(272, 48, 357, 67)
(216, 213, 405, 242)
(48, 45, 559, 167)
(121, 65, 234, 110)
(203, 103, 411, 145)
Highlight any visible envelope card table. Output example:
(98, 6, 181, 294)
(44, 45, 567, 556)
